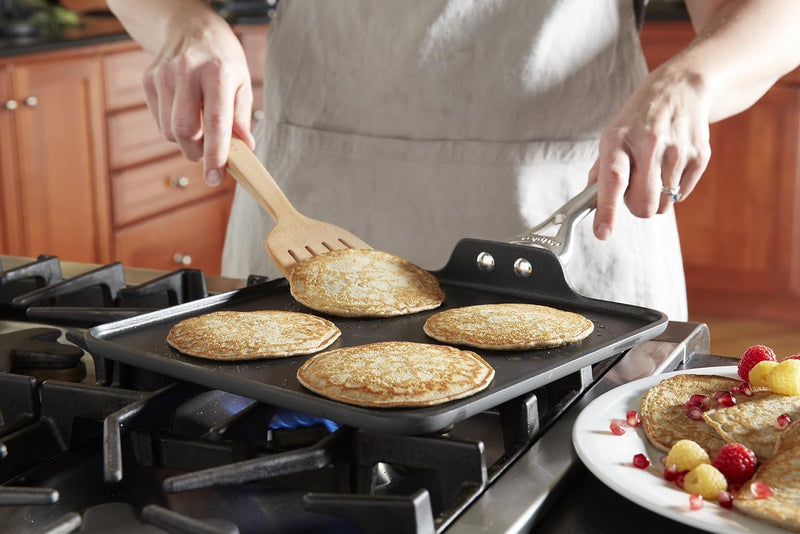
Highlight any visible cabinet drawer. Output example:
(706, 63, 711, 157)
(112, 154, 234, 227)
(108, 107, 176, 169)
(103, 48, 151, 111)
(114, 194, 234, 275)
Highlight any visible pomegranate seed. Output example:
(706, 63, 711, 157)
(632, 453, 650, 469)
(735, 382, 754, 397)
(718, 490, 735, 509)
(689, 493, 704, 510)
(750, 481, 774, 499)
(686, 405, 704, 421)
(663, 464, 680, 481)
(716, 391, 737, 407)
(777, 413, 792, 429)
(626, 410, 641, 427)
(685, 394, 709, 410)
(609, 421, 626, 436)
(675, 471, 687, 489)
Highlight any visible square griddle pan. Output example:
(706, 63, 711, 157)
(85, 239, 667, 435)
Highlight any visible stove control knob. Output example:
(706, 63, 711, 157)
(169, 175, 190, 189)
(3, 99, 18, 110)
(24, 96, 38, 107)
(173, 253, 193, 266)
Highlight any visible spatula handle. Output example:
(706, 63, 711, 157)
(226, 138, 301, 223)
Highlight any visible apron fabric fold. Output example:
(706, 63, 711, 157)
(222, 0, 688, 320)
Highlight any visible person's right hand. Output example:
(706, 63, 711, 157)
(143, 12, 256, 186)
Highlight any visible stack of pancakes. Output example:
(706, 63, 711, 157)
(640, 373, 800, 530)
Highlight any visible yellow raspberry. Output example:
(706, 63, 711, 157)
(766, 359, 800, 395)
(683, 464, 728, 499)
(665, 439, 710, 472)
(749, 360, 778, 388)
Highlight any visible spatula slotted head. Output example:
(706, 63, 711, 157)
(266, 215, 371, 279)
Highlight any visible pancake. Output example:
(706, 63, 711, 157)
(640, 373, 741, 455)
(296, 341, 494, 408)
(167, 310, 341, 360)
(775, 420, 800, 455)
(702, 391, 800, 461)
(733, 445, 800, 532)
(423, 303, 593, 350)
(289, 249, 445, 318)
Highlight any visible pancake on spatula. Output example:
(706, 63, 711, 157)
(702, 390, 800, 461)
(733, 445, 800, 532)
(423, 303, 593, 350)
(296, 341, 494, 408)
(167, 310, 340, 360)
(640, 374, 741, 455)
(289, 249, 445, 318)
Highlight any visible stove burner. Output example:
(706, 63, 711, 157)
(0, 327, 84, 372)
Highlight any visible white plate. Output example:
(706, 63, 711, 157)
(572, 366, 791, 534)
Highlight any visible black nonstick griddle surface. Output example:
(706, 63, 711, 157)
(85, 239, 667, 435)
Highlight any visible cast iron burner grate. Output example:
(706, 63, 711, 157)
(0, 255, 208, 326)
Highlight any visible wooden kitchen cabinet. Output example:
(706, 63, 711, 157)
(640, 21, 800, 325)
(0, 53, 112, 264)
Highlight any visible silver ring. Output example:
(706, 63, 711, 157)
(661, 185, 682, 203)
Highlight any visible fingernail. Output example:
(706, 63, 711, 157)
(206, 169, 221, 187)
(596, 223, 611, 240)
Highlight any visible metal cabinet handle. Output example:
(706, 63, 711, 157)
(24, 96, 38, 107)
(169, 176, 190, 189)
(3, 100, 18, 110)
(173, 253, 193, 266)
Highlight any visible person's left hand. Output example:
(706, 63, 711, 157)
(590, 65, 712, 240)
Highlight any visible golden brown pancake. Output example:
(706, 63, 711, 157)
(167, 310, 340, 360)
(640, 373, 742, 455)
(289, 249, 445, 318)
(296, 341, 494, 408)
(423, 303, 593, 350)
(703, 391, 800, 461)
(733, 445, 800, 532)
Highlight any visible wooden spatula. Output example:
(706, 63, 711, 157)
(226, 137, 371, 278)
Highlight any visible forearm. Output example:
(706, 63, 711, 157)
(106, 0, 223, 55)
(675, 0, 800, 122)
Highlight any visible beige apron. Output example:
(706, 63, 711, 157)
(222, 0, 688, 320)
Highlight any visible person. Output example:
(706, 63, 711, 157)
(106, 0, 800, 320)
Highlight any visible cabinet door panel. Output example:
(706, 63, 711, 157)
(112, 154, 233, 227)
(0, 66, 22, 254)
(108, 107, 176, 169)
(12, 57, 111, 263)
(103, 48, 152, 111)
(113, 194, 233, 275)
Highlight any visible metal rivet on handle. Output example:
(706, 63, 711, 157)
(514, 258, 533, 278)
(476, 252, 495, 272)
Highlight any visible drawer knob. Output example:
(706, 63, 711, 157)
(24, 96, 38, 107)
(173, 253, 193, 266)
(4, 99, 18, 110)
(169, 176, 190, 189)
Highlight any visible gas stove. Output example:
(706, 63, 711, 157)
(0, 254, 724, 533)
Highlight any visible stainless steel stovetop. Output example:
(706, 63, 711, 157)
(0, 255, 731, 534)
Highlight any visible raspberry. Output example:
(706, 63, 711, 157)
(711, 443, 757, 484)
(683, 464, 728, 499)
(749, 360, 778, 388)
(766, 359, 800, 395)
(738, 345, 777, 381)
(785, 354, 800, 361)
(666, 439, 710, 472)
